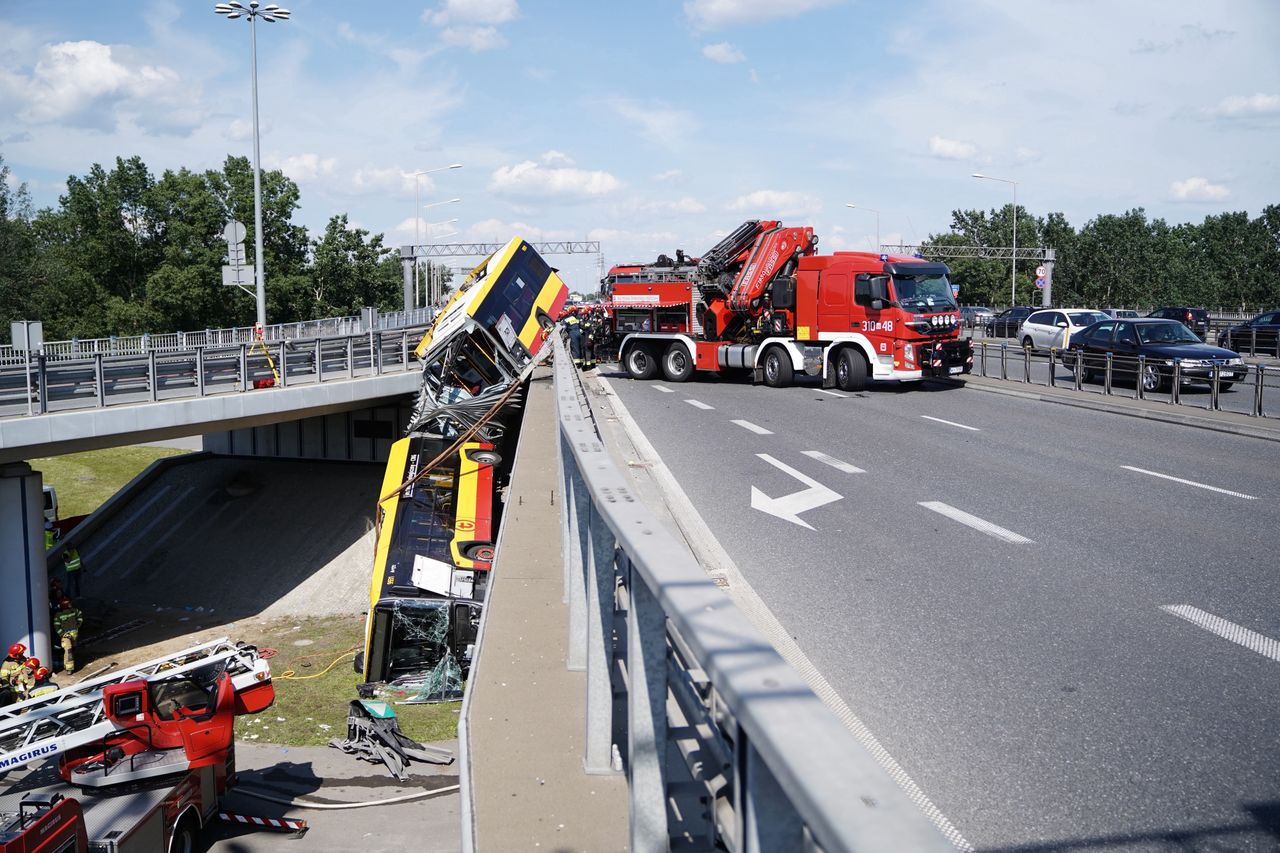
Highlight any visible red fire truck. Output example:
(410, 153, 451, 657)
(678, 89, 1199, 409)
(612, 220, 973, 390)
(0, 639, 275, 853)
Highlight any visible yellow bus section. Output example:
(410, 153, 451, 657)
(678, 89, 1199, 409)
(450, 446, 485, 569)
(413, 240, 520, 360)
(364, 435, 412, 673)
(518, 258, 569, 352)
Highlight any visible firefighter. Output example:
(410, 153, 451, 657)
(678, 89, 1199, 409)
(1, 643, 28, 689)
(63, 545, 83, 597)
(29, 667, 58, 698)
(565, 312, 584, 366)
(14, 658, 40, 700)
(54, 597, 83, 674)
(44, 519, 57, 550)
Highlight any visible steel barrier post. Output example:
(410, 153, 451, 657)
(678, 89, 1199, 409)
(1254, 365, 1265, 417)
(1171, 361, 1182, 405)
(1022, 346, 1031, 383)
(1104, 353, 1113, 395)
(1048, 350, 1056, 388)
(401, 330, 409, 369)
(738, 738, 805, 852)
(346, 337, 355, 380)
(36, 355, 48, 414)
(279, 342, 288, 388)
(627, 562, 670, 853)
(584, 499, 618, 774)
(1000, 344, 1007, 381)
(148, 351, 158, 402)
(1136, 355, 1145, 401)
(196, 347, 206, 396)
(239, 343, 249, 392)
(1250, 327, 1257, 355)
(314, 339, 323, 383)
(1210, 364, 1220, 411)
(369, 329, 378, 375)
(979, 342, 987, 377)
(94, 353, 105, 407)
(1074, 351, 1083, 391)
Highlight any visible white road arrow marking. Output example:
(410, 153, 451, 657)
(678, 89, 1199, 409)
(751, 453, 842, 530)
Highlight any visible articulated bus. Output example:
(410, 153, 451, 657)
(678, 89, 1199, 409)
(360, 434, 500, 685)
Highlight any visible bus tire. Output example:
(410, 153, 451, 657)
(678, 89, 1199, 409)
(835, 347, 868, 392)
(625, 346, 658, 380)
(463, 542, 496, 562)
(353, 650, 365, 674)
(662, 344, 695, 382)
(762, 347, 792, 388)
(468, 449, 502, 466)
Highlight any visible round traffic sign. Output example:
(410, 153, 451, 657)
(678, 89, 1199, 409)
(1035, 278, 1046, 289)
(223, 220, 247, 244)
(1035, 265, 1046, 278)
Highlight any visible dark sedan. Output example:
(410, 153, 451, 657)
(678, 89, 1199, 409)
(1216, 310, 1280, 357)
(985, 306, 1034, 338)
(1061, 318, 1247, 393)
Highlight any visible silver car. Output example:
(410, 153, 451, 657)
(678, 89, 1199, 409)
(1017, 309, 1111, 350)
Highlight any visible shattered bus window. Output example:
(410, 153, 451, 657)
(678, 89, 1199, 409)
(384, 599, 450, 683)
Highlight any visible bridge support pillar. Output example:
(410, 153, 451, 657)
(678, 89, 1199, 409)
(0, 462, 52, 666)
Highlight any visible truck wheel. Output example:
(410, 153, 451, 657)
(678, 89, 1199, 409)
(168, 815, 198, 853)
(662, 344, 695, 382)
(624, 347, 658, 380)
(835, 348, 868, 392)
(762, 348, 793, 388)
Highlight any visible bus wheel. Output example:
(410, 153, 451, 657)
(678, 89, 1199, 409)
(625, 347, 658, 380)
(468, 449, 502, 466)
(464, 543, 496, 562)
(762, 347, 793, 388)
(538, 312, 556, 332)
(836, 348, 868, 392)
(662, 345, 694, 382)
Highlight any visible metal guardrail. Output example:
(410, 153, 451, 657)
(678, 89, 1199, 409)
(970, 342, 1278, 418)
(0, 307, 435, 366)
(0, 327, 427, 417)
(551, 334, 951, 852)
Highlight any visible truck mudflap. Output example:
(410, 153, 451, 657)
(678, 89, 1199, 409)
(921, 338, 974, 377)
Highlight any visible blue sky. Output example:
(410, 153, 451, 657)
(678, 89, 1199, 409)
(2, 0, 1278, 294)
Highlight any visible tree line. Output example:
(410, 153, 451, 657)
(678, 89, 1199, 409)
(0, 152, 452, 345)
(925, 203, 1280, 312)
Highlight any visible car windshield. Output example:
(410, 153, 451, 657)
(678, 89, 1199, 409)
(1068, 312, 1109, 326)
(892, 274, 957, 313)
(1137, 322, 1201, 344)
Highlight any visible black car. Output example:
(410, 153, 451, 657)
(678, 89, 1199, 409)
(985, 306, 1035, 337)
(1216, 310, 1280, 357)
(1061, 318, 1246, 393)
(1148, 306, 1209, 340)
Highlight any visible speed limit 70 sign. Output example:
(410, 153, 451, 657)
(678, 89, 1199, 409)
(1035, 265, 1046, 278)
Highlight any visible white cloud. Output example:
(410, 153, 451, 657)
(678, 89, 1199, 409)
(541, 150, 575, 167)
(438, 27, 506, 52)
(639, 197, 707, 215)
(727, 189, 822, 217)
(426, 0, 519, 26)
(1013, 146, 1041, 164)
(702, 42, 745, 64)
(610, 100, 698, 149)
(488, 160, 622, 199)
(1211, 93, 1280, 117)
(1170, 176, 1229, 202)
(270, 153, 338, 182)
(653, 169, 683, 182)
(928, 135, 978, 160)
(685, 0, 843, 29)
(464, 218, 575, 243)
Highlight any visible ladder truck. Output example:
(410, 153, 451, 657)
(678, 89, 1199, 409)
(0, 638, 275, 853)
(615, 220, 974, 390)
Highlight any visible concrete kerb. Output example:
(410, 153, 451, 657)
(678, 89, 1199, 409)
(949, 374, 1280, 444)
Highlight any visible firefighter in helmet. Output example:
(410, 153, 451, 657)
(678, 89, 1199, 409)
(14, 658, 40, 701)
(565, 309, 584, 366)
(54, 597, 83, 674)
(1, 643, 27, 706)
(29, 667, 58, 698)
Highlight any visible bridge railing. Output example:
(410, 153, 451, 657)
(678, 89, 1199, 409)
(550, 334, 951, 852)
(0, 307, 435, 366)
(0, 327, 428, 417)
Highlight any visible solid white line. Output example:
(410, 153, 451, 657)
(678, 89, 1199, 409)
(920, 415, 980, 432)
(685, 399, 714, 410)
(596, 374, 973, 851)
(1122, 465, 1257, 500)
(816, 389, 847, 398)
(652, 384, 674, 393)
(1162, 605, 1280, 662)
(801, 450, 865, 474)
(731, 419, 773, 435)
(918, 501, 1033, 544)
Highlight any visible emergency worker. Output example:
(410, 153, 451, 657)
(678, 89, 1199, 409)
(63, 545, 83, 597)
(29, 667, 58, 698)
(44, 519, 57, 550)
(565, 312, 584, 366)
(14, 658, 40, 700)
(1, 643, 28, 689)
(581, 310, 599, 370)
(54, 598, 83, 674)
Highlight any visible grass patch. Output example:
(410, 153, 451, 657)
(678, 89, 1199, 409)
(237, 614, 460, 748)
(31, 445, 189, 518)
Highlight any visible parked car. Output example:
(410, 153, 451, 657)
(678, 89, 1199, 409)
(43, 485, 58, 523)
(1105, 308, 1140, 319)
(1017, 309, 1110, 350)
(1216, 310, 1280, 357)
(1148, 306, 1209, 340)
(985, 306, 1035, 338)
(1061, 318, 1246, 393)
(959, 305, 994, 329)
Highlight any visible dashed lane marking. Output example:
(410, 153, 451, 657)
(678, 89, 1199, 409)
(801, 450, 865, 474)
(685, 399, 714, 410)
(918, 501, 1033, 544)
(652, 385, 674, 393)
(920, 415, 980, 431)
(1122, 465, 1257, 500)
(816, 389, 848, 398)
(732, 419, 773, 435)
(1162, 605, 1280, 662)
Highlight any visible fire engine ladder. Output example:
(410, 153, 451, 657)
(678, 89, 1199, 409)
(0, 638, 266, 772)
(696, 220, 763, 285)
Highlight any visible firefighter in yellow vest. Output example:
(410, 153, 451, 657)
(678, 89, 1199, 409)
(63, 546, 83, 597)
(13, 658, 40, 700)
(1, 643, 28, 703)
(29, 667, 58, 698)
(44, 520, 57, 550)
(54, 598, 83, 674)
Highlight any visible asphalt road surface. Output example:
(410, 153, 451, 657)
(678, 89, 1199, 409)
(605, 368, 1280, 851)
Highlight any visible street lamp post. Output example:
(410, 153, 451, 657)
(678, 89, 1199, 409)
(421, 217, 459, 307)
(215, 1, 290, 330)
(972, 173, 1019, 306)
(845, 203, 880, 251)
(411, 164, 462, 310)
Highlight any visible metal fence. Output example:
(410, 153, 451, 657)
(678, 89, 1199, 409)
(0, 327, 427, 417)
(0, 307, 435, 367)
(970, 342, 1278, 418)
(551, 334, 951, 852)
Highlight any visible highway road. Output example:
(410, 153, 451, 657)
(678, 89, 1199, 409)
(604, 369, 1279, 851)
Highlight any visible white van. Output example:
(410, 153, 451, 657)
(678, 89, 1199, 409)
(43, 485, 58, 523)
